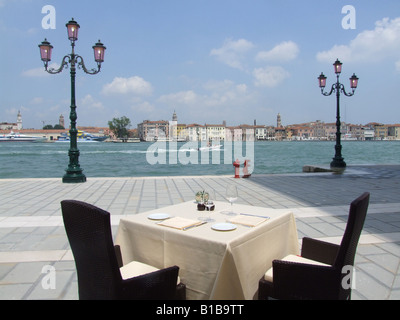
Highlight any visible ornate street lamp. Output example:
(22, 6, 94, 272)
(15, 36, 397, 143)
(318, 59, 358, 169)
(39, 18, 106, 183)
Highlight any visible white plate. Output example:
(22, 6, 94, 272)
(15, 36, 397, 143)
(147, 213, 171, 220)
(211, 223, 237, 231)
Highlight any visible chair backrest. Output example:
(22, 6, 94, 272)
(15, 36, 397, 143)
(61, 200, 122, 300)
(334, 192, 370, 269)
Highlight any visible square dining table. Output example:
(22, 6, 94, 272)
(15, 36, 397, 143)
(115, 200, 299, 300)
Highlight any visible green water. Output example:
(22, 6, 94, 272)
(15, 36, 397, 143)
(0, 141, 399, 179)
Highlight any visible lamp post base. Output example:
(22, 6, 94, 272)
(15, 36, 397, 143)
(330, 158, 346, 169)
(63, 171, 87, 183)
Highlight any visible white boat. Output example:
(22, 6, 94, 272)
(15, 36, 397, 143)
(0, 132, 46, 142)
(56, 130, 108, 143)
(188, 145, 223, 152)
(112, 138, 140, 143)
(342, 134, 357, 141)
(199, 144, 223, 151)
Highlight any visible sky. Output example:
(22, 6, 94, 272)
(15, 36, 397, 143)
(1, 0, 400, 129)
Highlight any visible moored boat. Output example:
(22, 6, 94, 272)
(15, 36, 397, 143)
(0, 131, 46, 142)
(56, 130, 108, 142)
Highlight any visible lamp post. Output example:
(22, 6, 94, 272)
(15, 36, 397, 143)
(318, 59, 359, 169)
(39, 18, 106, 183)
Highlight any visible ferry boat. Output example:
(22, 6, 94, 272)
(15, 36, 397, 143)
(112, 137, 140, 143)
(0, 132, 46, 142)
(57, 131, 108, 142)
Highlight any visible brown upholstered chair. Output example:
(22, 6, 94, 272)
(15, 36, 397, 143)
(258, 192, 370, 300)
(61, 200, 186, 300)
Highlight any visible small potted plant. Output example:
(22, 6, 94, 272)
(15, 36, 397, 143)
(195, 191, 208, 211)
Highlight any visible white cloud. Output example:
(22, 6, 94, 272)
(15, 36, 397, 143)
(30, 97, 44, 105)
(131, 101, 155, 114)
(317, 17, 400, 64)
(256, 41, 299, 62)
(102, 76, 153, 96)
(22, 63, 60, 77)
(396, 60, 400, 72)
(158, 90, 198, 105)
(253, 66, 290, 88)
(157, 80, 257, 125)
(80, 94, 104, 110)
(210, 38, 255, 70)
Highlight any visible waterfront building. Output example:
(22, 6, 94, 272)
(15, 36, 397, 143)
(225, 126, 242, 141)
(176, 124, 187, 141)
(137, 120, 170, 141)
(347, 124, 364, 140)
(0, 110, 22, 130)
(238, 124, 255, 141)
(288, 125, 314, 140)
(323, 123, 337, 140)
(375, 124, 389, 140)
(0, 122, 18, 130)
(388, 125, 400, 140)
(274, 126, 287, 141)
(311, 120, 326, 140)
(363, 127, 375, 140)
(205, 124, 225, 142)
(254, 125, 268, 140)
(186, 124, 207, 141)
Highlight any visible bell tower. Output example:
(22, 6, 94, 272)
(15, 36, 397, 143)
(277, 113, 282, 128)
(59, 114, 65, 128)
(17, 110, 22, 130)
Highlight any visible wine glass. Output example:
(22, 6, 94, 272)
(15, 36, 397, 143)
(223, 185, 238, 216)
(198, 189, 215, 222)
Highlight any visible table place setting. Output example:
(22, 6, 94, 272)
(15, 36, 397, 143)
(116, 200, 299, 300)
(227, 213, 270, 227)
(156, 216, 207, 231)
(147, 213, 172, 220)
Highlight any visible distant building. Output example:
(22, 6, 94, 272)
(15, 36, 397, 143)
(17, 111, 22, 130)
(375, 124, 389, 140)
(137, 120, 170, 141)
(135, 112, 400, 142)
(205, 124, 225, 142)
(59, 114, 65, 128)
(388, 125, 400, 140)
(0, 110, 22, 130)
(186, 124, 206, 141)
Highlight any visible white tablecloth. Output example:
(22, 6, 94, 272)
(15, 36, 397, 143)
(115, 201, 299, 300)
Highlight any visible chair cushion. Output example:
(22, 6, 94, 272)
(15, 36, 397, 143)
(264, 255, 330, 282)
(120, 261, 180, 285)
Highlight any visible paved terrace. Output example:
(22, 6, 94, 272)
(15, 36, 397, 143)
(0, 164, 399, 300)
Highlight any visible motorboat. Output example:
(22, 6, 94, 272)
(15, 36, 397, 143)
(57, 130, 108, 142)
(0, 131, 46, 142)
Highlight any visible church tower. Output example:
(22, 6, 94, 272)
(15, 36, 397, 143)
(59, 114, 65, 128)
(17, 110, 22, 130)
(277, 113, 282, 128)
(171, 110, 178, 141)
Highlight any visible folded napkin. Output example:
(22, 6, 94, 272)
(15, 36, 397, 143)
(157, 217, 204, 230)
(228, 214, 269, 227)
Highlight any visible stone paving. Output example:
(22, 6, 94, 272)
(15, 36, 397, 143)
(0, 164, 399, 300)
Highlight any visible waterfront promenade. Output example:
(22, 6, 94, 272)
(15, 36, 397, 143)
(0, 164, 399, 300)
